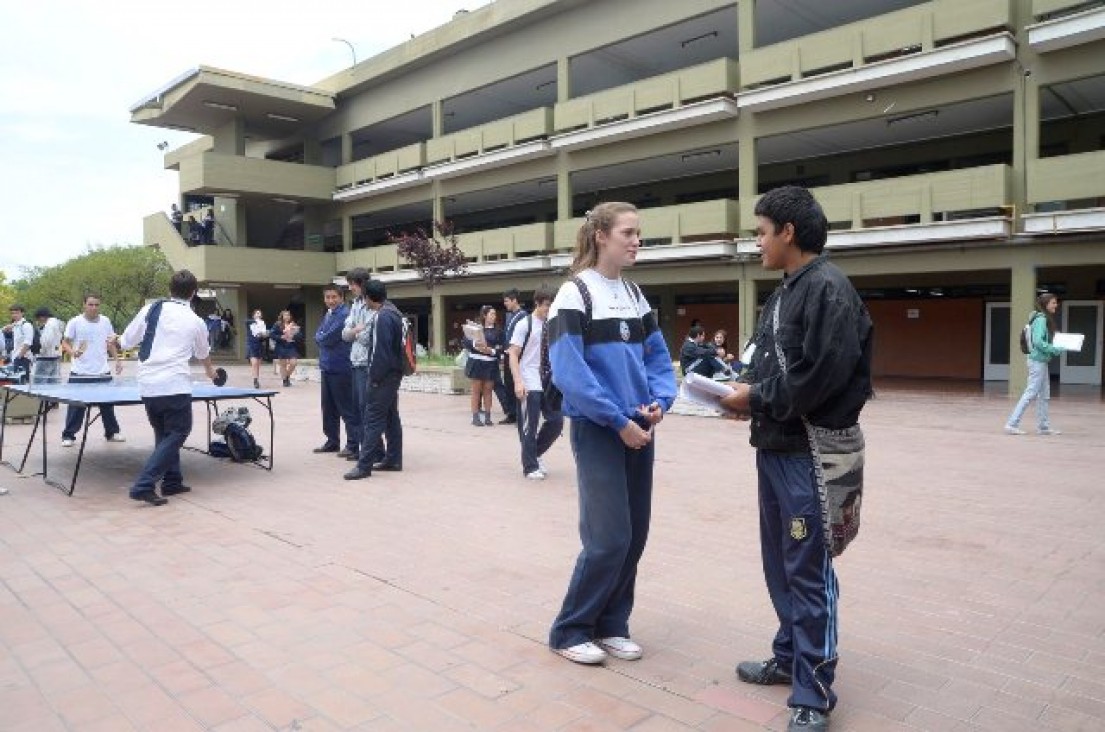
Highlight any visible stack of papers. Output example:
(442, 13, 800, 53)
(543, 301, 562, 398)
(679, 373, 736, 411)
(1053, 332, 1084, 352)
(462, 321, 486, 347)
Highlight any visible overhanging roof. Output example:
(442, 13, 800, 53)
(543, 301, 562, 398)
(130, 66, 335, 140)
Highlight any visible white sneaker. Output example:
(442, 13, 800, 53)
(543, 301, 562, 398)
(106, 434, 126, 443)
(537, 457, 547, 473)
(596, 636, 643, 661)
(1003, 426, 1025, 435)
(554, 642, 607, 665)
(0, 487, 9, 496)
(61, 438, 75, 447)
(526, 469, 546, 481)
(1037, 428, 1062, 436)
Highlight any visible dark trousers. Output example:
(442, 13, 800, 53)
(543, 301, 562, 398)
(352, 366, 383, 463)
(356, 371, 402, 470)
(12, 356, 32, 382)
(757, 450, 839, 712)
(320, 370, 359, 451)
(516, 391, 563, 475)
(549, 418, 654, 649)
(63, 374, 121, 440)
(496, 363, 517, 418)
(131, 393, 193, 494)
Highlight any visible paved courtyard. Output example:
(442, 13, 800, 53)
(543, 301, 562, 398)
(1, 365, 1103, 731)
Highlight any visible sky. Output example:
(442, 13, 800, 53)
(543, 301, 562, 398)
(0, 0, 493, 279)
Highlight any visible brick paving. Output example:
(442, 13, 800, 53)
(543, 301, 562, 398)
(1, 365, 1103, 731)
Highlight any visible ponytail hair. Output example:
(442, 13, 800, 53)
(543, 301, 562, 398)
(570, 202, 638, 274)
(1035, 293, 1058, 337)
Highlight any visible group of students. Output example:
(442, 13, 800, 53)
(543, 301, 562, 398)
(680, 323, 741, 380)
(170, 203, 215, 245)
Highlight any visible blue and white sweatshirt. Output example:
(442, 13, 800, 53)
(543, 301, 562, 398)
(547, 269, 677, 431)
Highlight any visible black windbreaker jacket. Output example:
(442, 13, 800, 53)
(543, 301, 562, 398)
(743, 256, 874, 452)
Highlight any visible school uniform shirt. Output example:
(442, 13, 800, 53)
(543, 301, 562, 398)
(120, 299, 210, 398)
(10, 319, 34, 360)
(509, 314, 545, 392)
(547, 269, 677, 430)
(65, 315, 117, 376)
(38, 317, 65, 358)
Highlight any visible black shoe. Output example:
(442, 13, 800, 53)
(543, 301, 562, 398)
(253, 379, 260, 389)
(313, 444, 339, 453)
(130, 491, 168, 506)
(283, 378, 292, 387)
(345, 452, 359, 461)
(372, 462, 402, 472)
(471, 415, 483, 427)
(787, 706, 829, 731)
(498, 415, 517, 425)
(160, 484, 192, 496)
(343, 467, 372, 480)
(736, 658, 792, 686)
(337, 448, 356, 459)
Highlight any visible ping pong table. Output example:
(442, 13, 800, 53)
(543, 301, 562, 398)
(1, 381, 277, 496)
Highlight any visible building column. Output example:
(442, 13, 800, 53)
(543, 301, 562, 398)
(556, 152, 572, 221)
(658, 289, 677, 351)
(738, 0, 755, 53)
(432, 99, 445, 137)
(1008, 252, 1037, 396)
(737, 116, 757, 234)
(341, 133, 353, 165)
(433, 180, 444, 224)
(557, 57, 571, 103)
(739, 265, 758, 350)
(431, 291, 446, 356)
(212, 118, 245, 156)
(230, 287, 249, 361)
(342, 215, 353, 252)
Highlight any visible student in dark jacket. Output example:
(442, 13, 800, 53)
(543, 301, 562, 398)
(679, 325, 721, 377)
(314, 285, 359, 458)
(721, 186, 873, 732)
(344, 279, 404, 480)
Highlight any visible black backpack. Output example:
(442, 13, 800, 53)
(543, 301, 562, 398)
(1018, 313, 1040, 355)
(225, 422, 262, 462)
(540, 276, 642, 411)
(29, 325, 42, 356)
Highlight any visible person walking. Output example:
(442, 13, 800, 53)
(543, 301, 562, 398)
(546, 202, 677, 666)
(33, 307, 65, 384)
(314, 284, 360, 458)
(506, 285, 563, 480)
(60, 294, 125, 447)
(720, 186, 874, 732)
(344, 279, 404, 480)
(1005, 293, 1066, 436)
(270, 310, 302, 387)
(118, 269, 216, 506)
(247, 310, 267, 389)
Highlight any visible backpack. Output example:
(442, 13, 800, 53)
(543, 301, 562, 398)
(540, 276, 642, 411)
(400, 315, 417, 376)
(29, 324, 42, 356)
(1019, 313, 1039, 355)
(224, 422, 262, 462)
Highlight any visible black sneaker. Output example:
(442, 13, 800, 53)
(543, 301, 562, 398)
(160, 484, 192, 496)
(736, 658, 792, 685)
(787, 706, 829, 731)
(130, 491, 168, 506)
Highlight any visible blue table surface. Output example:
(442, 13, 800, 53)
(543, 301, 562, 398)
(2, 383, 277, 406)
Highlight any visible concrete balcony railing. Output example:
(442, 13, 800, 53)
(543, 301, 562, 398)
(143, 212, 337, 283)
(336, 143, 426, 189)
(454, 222, 554, 262)
(163, 136, 213, 171)
(741, 0, 1012, 89)
(554, 58, 739, 133)
(1028, 150, 1105, 205)
(426, 109, 553, 166)
(336, 244, 404, 274)
(554, 198, 740, 251)
(179, 152, 336, 202)
(766, 164, 1012, 229)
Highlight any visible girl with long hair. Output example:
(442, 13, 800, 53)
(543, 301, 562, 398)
(270, 310, 303, 387)
(1005, 293, 1066, 435)
(545, 202, 677, 665)
(463, 305, 504, 426)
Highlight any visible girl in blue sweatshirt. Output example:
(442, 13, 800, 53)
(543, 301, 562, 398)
(546, 202, 677, 665)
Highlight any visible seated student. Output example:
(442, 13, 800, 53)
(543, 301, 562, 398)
(680, 325, 735, 379)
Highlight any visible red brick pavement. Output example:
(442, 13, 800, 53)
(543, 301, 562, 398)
(1, 366, 1103, 730)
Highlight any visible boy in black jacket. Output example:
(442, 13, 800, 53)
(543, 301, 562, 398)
(721, 186, 873, 732)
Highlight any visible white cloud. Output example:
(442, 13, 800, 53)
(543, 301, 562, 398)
(0, 0, 491, 277)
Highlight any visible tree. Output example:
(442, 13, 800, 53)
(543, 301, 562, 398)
(13, 245, 173, 327)
(0, 270, 16, 315)
(390, 221, 469, 289)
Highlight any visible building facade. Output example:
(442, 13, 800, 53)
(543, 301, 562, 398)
(132, 0, 1105, 389)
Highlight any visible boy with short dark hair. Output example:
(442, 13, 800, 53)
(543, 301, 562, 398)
(507, 285, 563, 480)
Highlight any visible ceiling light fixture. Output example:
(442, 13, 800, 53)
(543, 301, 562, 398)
(886, 109, 939, 127)
(535, 79, 556, 91)
(203, 101, 238, 112)
(266, 113, 299, 123)
(272, 198, 299, 204)
(681, 31, 718, 48)
(681, 149, 722, 162)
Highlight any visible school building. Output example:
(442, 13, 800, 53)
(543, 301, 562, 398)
(132, 0, 1105, 390)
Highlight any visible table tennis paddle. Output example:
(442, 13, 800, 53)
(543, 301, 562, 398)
(213, 368, 227, 387)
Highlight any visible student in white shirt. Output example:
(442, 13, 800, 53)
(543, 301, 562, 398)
(5, 305, 35, 380)
(119, 269, 215, 506)
(507, 285, 563, 480)
(33, 307, 65, 383)
(61, 294, 125, 446)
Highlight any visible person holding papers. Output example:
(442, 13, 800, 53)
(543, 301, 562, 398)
(1005, 293, 1066, 436)
(119, 269, 216, 506)
(546, 202, 677, 666)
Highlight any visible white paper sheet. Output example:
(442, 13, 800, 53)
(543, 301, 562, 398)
(1053, 332, 1084, 352)
(679, 372, 736, 410)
